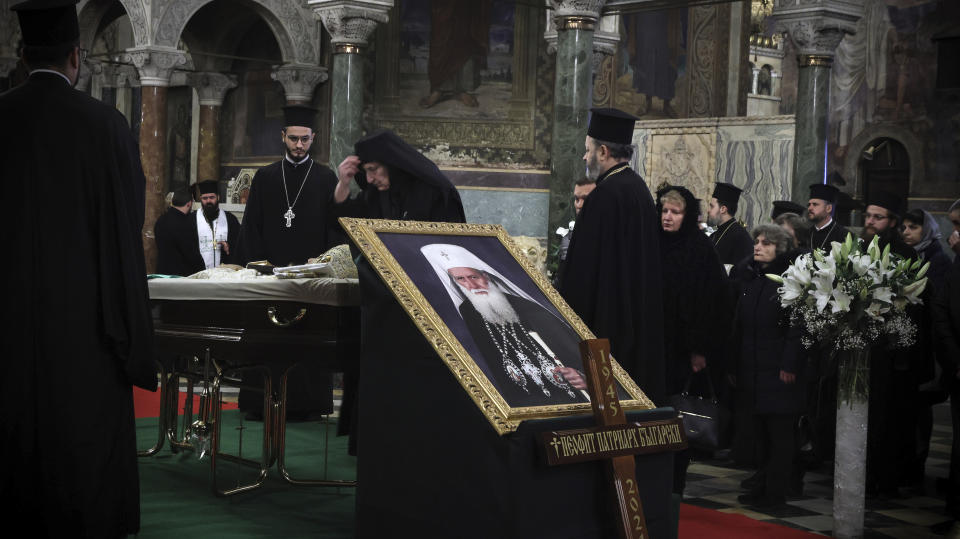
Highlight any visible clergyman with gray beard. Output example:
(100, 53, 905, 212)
(421, 243, 591, 408)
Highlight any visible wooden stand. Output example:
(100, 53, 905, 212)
(538, 339, 687, 539)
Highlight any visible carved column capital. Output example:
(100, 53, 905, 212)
(591, 13, 620, 72)
(771, 0, 862, 62)
(309, 0, 392, 50)
(271, 63, 329, 103)
(544, 1, 608, 53)
(125, 46, 187, 87)
(187, 72, 239, 106)
(548, 0, 605, 25)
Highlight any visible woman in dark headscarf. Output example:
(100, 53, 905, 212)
(656, 185, 730, 495)
(902, 208, 953, 486)
(902, 209, 951, 292)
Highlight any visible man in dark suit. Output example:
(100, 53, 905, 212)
(0, 1, 155, 535)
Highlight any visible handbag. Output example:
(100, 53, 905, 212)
(668, 369, 730, 452)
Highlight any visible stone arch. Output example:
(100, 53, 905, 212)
(152, 0, 319, 65)
(841, 125, 925, 199)
(77, 0, 149, 49)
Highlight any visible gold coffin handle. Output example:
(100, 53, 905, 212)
(267, 306, 307, 328)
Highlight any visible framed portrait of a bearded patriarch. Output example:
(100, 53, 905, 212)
(340, 218, 654, 434)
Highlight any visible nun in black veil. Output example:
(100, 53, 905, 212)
(333, 130, 466, 456)
(334, 129, 465, 222)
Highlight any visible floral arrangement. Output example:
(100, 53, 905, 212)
(766, 233, 929, 352)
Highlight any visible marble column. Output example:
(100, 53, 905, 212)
(546, 1, 603, 259)
(792, 55, 833, 202)
(188, 72, 238, 183)
(772, 0, 860, 204)
(126, 46, 186, 273)
(312, 1, 392, 169)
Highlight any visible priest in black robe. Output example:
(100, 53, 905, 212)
(707, 182, 753, 267)
(559, 108, 666, 405)
(155, 187, 204, 276)
(237, 105, 340, 266)
(190, 180, 240, 269)
(0, 2, 155, 535)
(806, 183, 850, 251)
(236, 105, 339, 419)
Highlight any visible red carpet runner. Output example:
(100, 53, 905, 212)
(134, 387, 237, 419)
(679, 503, 822, 538)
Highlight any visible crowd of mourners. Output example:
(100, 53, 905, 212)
(652, 181, 960, 524)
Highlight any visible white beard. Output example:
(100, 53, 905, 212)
(461, 283, 520, 325)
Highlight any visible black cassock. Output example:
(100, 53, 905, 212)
(237, 158, 339, 417)
(459, 294, 590, 408)
(710, 218, 754, 267)
(154, 207, 203, 276)
(237, 158, 340, 266)
(809, 220, 850, 252)
(559, 165, 666, 405)
(0, 72, 155, 536)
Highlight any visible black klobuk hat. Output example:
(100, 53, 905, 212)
(587, 108, 639, 145)
(808, 183, 840, 204)
(196, 180, 219, 195)
(282, 105, 317, 130)
(712, 182, 743, 209)
(866, 190, 904, 216)
(11, 0, 80, 47)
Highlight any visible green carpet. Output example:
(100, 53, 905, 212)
(136, 411, 357, 538)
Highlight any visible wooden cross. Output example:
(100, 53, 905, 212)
(540, 339, 687, 539)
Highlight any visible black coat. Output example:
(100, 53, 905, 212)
(559, 164, 666, 404)
(934, 260, 960, 391)
(0, 72, 154, 536)
(732, 253, 806, 415)
(154, 207, 202, 275)
(710, 218, 754, 267)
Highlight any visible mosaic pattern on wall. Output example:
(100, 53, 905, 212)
(634, 115, 795, 229)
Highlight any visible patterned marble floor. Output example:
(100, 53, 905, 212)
(682, 402, 957, 538)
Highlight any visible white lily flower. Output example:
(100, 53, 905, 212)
(849, 254, 872, 276)
(865, 301, 890, 320)
(902, 277, 928, 304)
(872, 286, 893, 304)
(830, 288, 853, 313)
(555, 226, 568, 237)
(811, 272, 834, 312)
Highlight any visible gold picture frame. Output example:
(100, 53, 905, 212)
(340, 217, 654, 435)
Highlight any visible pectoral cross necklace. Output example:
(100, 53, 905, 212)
(281, 158, 314, 227)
